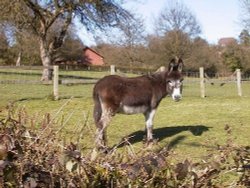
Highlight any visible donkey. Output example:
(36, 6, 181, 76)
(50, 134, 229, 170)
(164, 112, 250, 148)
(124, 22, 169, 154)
(93, 58, 184, 150)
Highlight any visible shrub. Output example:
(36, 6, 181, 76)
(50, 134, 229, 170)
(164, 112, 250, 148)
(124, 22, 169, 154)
(0, 107, 249, 187)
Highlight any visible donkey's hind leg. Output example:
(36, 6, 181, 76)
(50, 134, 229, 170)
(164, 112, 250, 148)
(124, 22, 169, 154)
(95, 106, 113, 150)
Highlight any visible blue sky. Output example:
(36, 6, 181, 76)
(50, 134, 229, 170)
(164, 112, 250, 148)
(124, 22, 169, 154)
(184, 0, 241, 43)
(78, 0, 243, 45)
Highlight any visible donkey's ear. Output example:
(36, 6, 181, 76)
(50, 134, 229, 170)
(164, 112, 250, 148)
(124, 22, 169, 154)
(168, 58, 176, 72)
(177, 58, 184, 72)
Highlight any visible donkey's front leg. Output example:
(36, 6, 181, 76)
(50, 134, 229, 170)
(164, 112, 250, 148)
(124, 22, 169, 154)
(144, 109, 156, 143)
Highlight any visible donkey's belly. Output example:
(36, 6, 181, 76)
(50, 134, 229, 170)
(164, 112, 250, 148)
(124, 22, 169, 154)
(118, 105, 148, 114)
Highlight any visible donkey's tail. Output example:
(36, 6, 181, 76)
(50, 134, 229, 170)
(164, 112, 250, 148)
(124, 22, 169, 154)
(93, 90, 102, 126)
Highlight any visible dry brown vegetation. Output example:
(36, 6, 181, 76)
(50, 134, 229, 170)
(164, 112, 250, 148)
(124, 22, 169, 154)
(0, 106, 249, 187)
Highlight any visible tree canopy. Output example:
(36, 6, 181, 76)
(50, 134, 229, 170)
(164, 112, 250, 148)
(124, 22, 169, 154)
(0, 0, 133, 80)
(155, 0, 201, 37)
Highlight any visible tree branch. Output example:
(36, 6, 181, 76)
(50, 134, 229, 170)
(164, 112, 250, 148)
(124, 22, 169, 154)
(49, 11, 73, 52)
(23, 0, 46, 24)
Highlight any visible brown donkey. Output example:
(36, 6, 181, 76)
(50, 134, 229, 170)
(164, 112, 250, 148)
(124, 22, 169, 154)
(93, 58, 184, 150)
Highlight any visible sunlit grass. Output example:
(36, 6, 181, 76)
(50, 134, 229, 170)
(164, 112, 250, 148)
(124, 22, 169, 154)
(0, 70, 250, 161)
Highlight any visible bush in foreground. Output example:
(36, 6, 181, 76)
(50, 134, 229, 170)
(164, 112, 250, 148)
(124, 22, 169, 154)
(0, 107, 249, 187)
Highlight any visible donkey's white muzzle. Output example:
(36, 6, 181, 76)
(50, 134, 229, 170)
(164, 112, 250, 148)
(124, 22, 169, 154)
(172, 88, 182, 102)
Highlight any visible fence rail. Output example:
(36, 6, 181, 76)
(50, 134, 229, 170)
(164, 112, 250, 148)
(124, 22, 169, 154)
(1, 65, 250, 101)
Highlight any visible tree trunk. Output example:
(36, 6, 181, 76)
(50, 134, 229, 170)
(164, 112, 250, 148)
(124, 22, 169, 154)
(16, 52, 22, 66)
(39, 38, 53, 81)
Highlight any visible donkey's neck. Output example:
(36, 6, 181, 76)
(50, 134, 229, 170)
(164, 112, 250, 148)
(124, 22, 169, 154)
(148, 71, 167, 83)
(147, 71, 169, 99)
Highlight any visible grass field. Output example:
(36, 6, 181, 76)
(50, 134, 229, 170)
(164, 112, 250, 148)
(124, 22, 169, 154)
(0, 69, 250, 162)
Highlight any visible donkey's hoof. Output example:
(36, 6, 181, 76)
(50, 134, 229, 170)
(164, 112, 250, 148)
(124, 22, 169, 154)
(145, 139, 154, 148)
(145, 139, 158, 148)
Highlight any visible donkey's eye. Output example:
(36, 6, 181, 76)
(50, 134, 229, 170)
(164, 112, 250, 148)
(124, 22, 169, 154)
(167, 80, 174, 86)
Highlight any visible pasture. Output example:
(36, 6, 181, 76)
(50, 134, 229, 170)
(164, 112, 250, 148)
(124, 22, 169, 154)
(0, 68, 250, 161)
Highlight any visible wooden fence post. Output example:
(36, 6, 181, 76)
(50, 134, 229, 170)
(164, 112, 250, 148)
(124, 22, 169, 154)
(236, 69, 242, 97)
(200, 67, 205, 98)
(53, 65, 59, 100)
(110, 65, 115, 75)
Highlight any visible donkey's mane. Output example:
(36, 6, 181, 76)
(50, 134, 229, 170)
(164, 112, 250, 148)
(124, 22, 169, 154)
(147, 70, 167, 82)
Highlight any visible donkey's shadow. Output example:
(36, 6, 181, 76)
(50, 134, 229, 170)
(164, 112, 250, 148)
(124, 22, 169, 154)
(117, 125, 210, 147)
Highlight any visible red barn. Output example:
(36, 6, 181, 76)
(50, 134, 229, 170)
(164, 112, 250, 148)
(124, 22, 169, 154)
(82, 47, 104, 66)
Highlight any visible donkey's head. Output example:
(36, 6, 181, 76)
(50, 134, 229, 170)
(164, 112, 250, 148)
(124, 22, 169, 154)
(166, 58, 184, 102)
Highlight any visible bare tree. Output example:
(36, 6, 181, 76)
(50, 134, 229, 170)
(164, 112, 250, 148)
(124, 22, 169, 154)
(240, 0, 250, 30)
(153, 0, 201, 59)
(162, 30, 192, 58)
(117, 15, 146, 46)
(0, 28, 10, 65)
(239, 29, 250, 46)
(13, 31, 42, 65)
(0, 0, 132, 81)
(54, 33, 84, 63)
(95, 14, 147, 66)
(118, 15, 146, 65)
(155, 0, 201, 37)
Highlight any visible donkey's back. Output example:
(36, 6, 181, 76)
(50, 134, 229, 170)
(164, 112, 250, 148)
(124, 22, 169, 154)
(93, 75, 158, 117)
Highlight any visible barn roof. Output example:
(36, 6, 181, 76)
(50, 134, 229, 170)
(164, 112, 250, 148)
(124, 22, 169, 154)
(83, 47, 104, 58)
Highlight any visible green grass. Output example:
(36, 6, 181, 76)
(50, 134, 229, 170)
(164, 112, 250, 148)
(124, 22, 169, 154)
(0, 70, 250, 162)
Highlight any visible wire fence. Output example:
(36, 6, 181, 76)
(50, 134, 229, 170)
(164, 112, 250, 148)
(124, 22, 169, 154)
(0, 67, 51, 106)
(1, 65, 250, 107)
